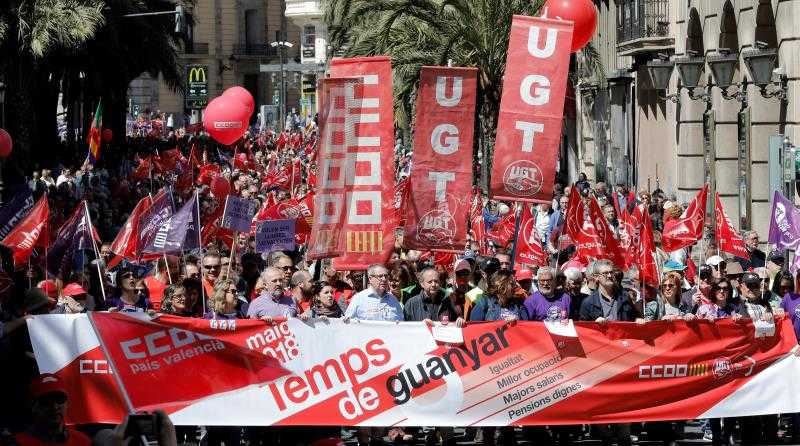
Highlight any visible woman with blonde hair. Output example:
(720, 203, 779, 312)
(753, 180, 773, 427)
(204, 278, 247, 319)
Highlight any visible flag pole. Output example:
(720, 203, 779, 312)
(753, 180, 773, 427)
(509, 202, 523, 271)
(83, 201, 107, 301)
(195, 190, 207, 315)
(227, 231, 238, 280)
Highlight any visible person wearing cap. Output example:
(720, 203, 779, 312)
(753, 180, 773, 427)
(464, 257, 500, 319)
(737, 272, 773, 322)
(52, 284, 91, 314)
(14, 374, 91, 446)
(524, 267, 570, 322)
(734, 230, 766, 271)
(680, 264, 715, 313)
(705, 255, 727, 279)
(449, 259, 472, 318)
(515, 268, 534, 295)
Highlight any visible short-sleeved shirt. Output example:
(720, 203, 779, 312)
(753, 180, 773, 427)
(246, 293, 297, 319)
(524, 292, 571, 321)
(781, 292, 800, 342)
(344, 288, 403, 321)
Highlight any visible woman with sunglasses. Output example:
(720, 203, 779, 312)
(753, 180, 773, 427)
(205, 278, 247, 320)
(161, 283, 200, 317)
(642, 272, 693, 322)
(105, 268, 152, 313)
(696, 278, 739, 321)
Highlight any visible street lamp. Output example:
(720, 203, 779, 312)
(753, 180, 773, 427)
(742, 41, 786, 100)
(707, 49, 744, 101)
(645, 57, 677, 103)
(674, 52, 710, 102)
(271, 40, 294, 130)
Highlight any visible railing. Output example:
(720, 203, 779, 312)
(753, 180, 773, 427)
(617, 0, 670, 44)
(232, 44, 279, 56)
(184, 42, 209, 55)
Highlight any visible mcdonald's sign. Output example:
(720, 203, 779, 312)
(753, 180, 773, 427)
(186, 64, 209, 109)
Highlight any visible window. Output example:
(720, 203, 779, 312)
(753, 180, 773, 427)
(304, 25, 316, 46)
(245, 9, 259, 47)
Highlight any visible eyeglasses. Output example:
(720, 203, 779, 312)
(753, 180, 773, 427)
(370, 274, 389, 280)
(226, 288, 238, 295)
(135, 289, 147, 294)
(597, 271, 615, 277)
(203, 264, 221, 270)
(661, 283, 677, 289)
(279, 265, 294, 271)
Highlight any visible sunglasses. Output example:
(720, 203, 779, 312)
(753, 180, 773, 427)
(203, 264, 221, 270)
(135, 289, 147, 294)
(279, 265, 294, 271)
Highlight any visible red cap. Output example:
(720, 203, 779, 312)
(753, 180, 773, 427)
(515, 268, 534, 281)
(454, 259, 471, 273)
(30, 373, 67, 399)
(38, 280, 58, 297)
(62, 283, 88, 297)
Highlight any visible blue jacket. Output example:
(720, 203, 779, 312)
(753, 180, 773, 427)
(468, 294, 529, 322)
(578, 289, 638, 322)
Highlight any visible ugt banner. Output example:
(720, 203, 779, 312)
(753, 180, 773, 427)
(490, 16, 573, 204)
(29, 314, 800, 426)
(328, 56, 395, 270)
(404, 67, 477, 252)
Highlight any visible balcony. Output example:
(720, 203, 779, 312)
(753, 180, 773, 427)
(183, 42, 209, 55)
(616, 0, 674, 56)
(232, 44, 279, 57)
(285, 0, 322, 19)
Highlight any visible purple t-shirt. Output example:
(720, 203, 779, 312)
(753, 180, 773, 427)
(524, 292, 571, 321)
(780, 293, 800, 343)
(246, 293, 297, 319)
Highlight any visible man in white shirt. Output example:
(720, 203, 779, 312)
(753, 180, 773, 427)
(344, 264, 403, 321)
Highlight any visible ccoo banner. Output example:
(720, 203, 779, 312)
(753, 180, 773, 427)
(28, 314, 800, 427)
(490, 16, 573, 204)
(328, 56, 395, 270)
(404, 67, 477, 252)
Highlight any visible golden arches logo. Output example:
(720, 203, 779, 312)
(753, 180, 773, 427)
(188, 66, 206, 83)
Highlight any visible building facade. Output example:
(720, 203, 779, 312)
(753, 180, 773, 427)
(127, 0, 317, 128)
(579, 0, 797, 241)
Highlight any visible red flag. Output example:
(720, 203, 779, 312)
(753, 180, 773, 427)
(276, 132, 288, 150)
(469, 191, 491, 256)
(515, 204, 548, 267)
(2, 196, 49, 265)
(129, 157, 152, 182)
(110, 196, 153, 260)
(662, 185, 708, 252)
(198, 164, 221, 185)
(575, 198, 625, 268)
(89, 312, 289, 412)
(714, 193, 748, 258)
(490, 16, 573, 203)
(563, 186, 584, 242)
(637, 209, 659, 286)
(403, 67, 477, 252)
(486, 211, 516, 249)
(394, 176, 410, 228)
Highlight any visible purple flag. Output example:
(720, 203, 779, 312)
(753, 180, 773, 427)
(221, 195, 257, 232)
(47, 202, 94, 278)
(768, 191, 800, 251)
(183, 194, 201, 252)
(137, 188, 174, 253)
(142, 198, 196, 254)
(255, 219, 295, 253)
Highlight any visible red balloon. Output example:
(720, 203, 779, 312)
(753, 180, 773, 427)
(102, 128, 113, 143)
(203, 96, 249, 145)
(210, 176, 231, 197)
(0, 129, 12, 158)
(545, 0, 598, 53)
(223, 86, 255, 117)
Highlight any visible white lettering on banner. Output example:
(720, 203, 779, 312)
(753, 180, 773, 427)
(516, 121, 545, 152)
(435, 76, 463, 107)
(429, 172, 456, 202)
(520, 75, 551, 106)
(639, 364, 689, 379)
(79, 359, 112, 374)
(347, 191, 382, 225)
(345, 152, 381, 186)
(17, 223, 45, 250)
(120, 328, 212, 360)
(527, 26, 558, 58)
(431, 124, 460, 155)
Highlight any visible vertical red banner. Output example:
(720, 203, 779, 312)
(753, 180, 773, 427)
(490, 16, 573, 204)
(404, 67, 478, 252)
(307, 78, 362, 260)
(329, 56, 395, 270)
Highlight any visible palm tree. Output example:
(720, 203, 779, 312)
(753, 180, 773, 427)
(323, 0, 601, 191)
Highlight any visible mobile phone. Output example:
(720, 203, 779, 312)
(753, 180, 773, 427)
(125, 413, 158, 440)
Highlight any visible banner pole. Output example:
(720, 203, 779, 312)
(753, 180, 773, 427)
(509, 203, 523, 271)
(84, 201, 107, 301)
(196, 191, 207, 315)
(227, 231, 238, 280)
(164, 254, 173, 285)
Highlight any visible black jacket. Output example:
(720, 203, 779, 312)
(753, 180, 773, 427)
(579, 289, 638, 322)
(403, 291, 459, 322)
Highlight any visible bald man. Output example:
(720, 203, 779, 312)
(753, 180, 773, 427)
(246, 267, 297, 322)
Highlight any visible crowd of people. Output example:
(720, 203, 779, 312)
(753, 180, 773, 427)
(0, 114, 798, 446)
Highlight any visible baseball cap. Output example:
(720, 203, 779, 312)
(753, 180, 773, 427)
(38, 280, 58, 297)
(515, 268, 533, 281)
(705, 255, 725, 267)
(30, 373, 67, 400)
(62, 283, 88, 297)
(454, 259, 471, 273)
(663, 260, 687, 272)
(769, 250, 786, 264)
(742, 272, 761, 285)
(480, 257, 501, 276)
